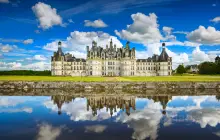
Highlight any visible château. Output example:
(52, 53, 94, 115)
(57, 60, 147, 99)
(51, 40, 172, 76)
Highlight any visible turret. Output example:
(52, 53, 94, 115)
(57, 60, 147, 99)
(159, 43, 169, 62)
(57, 41, 64, 57)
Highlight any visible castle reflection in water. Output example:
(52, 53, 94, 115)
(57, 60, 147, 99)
(51, 94, 172, 116)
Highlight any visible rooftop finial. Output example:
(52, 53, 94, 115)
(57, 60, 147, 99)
(162, 42, 166, 48)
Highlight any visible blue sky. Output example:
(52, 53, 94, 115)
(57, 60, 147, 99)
(0, 0, 220, 70)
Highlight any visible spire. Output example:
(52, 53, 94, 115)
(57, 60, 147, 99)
(57, 41, 64, 57)
(58, 41, 62, 48)
(125, 41, 130, 49)
(110, 38, 113, 48)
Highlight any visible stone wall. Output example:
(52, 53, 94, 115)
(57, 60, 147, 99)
(0, 81, 220, 91)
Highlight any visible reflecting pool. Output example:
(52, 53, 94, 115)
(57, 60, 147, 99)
(0, 90, 220, 140)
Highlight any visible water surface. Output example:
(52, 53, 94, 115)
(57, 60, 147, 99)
(0, 90, 220, 140)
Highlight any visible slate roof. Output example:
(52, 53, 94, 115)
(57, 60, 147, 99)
(159, 48, 169, 62)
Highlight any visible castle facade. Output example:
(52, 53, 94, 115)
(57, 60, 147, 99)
(51, 40, 172, 76)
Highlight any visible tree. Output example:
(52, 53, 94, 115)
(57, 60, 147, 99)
(184, 65, 191, 73)
(0, 70, 51, 76)
(198, 62, 217, 74)
(176, 65, 185, 74)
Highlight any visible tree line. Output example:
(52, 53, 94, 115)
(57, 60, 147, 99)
(176, 61, 220, 75)
(0, 70, 51, 76)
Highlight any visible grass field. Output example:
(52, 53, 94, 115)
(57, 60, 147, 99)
(0, 75, 220, 82)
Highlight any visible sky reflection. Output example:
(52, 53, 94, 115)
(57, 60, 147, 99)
(0, 94, 220, 140)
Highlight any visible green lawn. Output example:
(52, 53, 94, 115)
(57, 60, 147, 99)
(0, 75, 220, 82)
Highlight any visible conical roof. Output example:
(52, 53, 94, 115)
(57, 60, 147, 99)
(57, 47, 64, 56)
(159, 48, 169, 62)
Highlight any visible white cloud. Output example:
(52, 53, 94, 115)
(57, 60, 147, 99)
(32, 2, 63, 29)
(192, 47, 210, 63)
(23, 39, 34, 44)
(67, 51, 87, 58)
(173, 31, 189, 35)
(37, 123, 62, 140)
(163, 26, 173, 35)
(163, 26, 176, 41)
(85, 125, 107, 133)
(0, 0, 9, 3)
(33, 55, 47, 61)
(210, 17, 220, 23)
(187, 26, 220, 45)
(0, 108, 32, 113)
(0, 61, 50, 70)
(67, 31, 122, 51)
(24, 61, 50, 70)
(43, 31, 122, 59)
(183, 41, 201, 47)
(166, 49, 189, 69)
(43, 40, 67, 51)
(0, 43, 17, 53)
(68, 19, 74, 23)
(0, 38, 34, 45)
(115, 13, 163, 44)
(0, 61, 22, 70)
(84, 19, 108, 28)
(208, 50, 220, 55)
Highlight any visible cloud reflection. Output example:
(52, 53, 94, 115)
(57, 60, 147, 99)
(116, 100, 163, 140)
(85, 125, 107, 133)
(37, 123, 62, 140)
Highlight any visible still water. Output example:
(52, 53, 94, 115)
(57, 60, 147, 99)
(0, 90, 220, 140)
